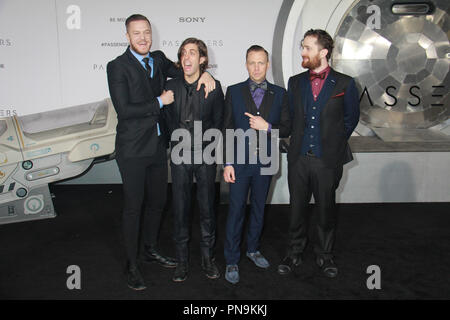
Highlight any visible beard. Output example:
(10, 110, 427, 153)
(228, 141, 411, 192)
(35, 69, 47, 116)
(302, 53, 321, 70)
(130, 42, 150, 55)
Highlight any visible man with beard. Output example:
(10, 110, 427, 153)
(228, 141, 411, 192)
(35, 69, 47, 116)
(277, 29, 360, 278)
(107, 14, 216, 290)
(163, 38, 224, 282)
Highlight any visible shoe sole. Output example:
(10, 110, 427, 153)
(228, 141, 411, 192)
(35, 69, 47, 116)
(205, 273, 220, 280)
(172, 276, 187, 282)
(142, 259, 177, 268)
(127, 284, 147, 291)
(225, 277, 239, 284)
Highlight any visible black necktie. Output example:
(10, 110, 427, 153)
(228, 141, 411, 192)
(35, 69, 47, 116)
(142, 57, 152, 78)
(249, 81, 268, 92)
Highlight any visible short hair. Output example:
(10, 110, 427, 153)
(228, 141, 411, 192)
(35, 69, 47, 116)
(125, 14, 151, 31)
(177, 38, 209, 74)
(246, 45, 269, 61)
(303, 29, 334, 60)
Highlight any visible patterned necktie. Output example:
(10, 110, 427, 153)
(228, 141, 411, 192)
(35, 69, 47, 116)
(249, 81, 268, 92)
(142, 57, 152, 78)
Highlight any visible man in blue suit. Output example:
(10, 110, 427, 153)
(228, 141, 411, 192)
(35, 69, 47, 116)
(277, 29, 360, 278)
(222, 45, 291, 284)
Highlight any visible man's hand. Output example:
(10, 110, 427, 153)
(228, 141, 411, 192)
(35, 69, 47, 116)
(197, 72, 216, 98)
(245, 112, 269, 131)
(160, 90, 174, 105)
(223, 165, 236, 184)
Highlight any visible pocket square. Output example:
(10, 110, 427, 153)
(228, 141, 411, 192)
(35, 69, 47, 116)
(331, 92, 345, 98)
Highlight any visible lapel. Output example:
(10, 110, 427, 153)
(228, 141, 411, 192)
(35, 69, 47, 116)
(126, 47, 155, 97)
(259, 82, 275, 120)
(149, 51, 162, 89)
(241, 80, 256, 114)
(175, 79, 185, 124)
(197, 84, 206, 119)
(317, 68, 337, 109)
(299, 72, 310, 115)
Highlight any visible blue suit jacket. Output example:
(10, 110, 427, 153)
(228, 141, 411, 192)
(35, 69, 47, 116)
(287, 68, 360, 167)
(223, 79, 291, 177)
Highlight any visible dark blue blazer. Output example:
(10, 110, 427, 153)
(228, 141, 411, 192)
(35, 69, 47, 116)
(223, 79, 291, 177)
(287, 68, 360, 167)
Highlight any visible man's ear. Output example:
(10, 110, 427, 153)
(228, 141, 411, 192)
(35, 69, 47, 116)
(320, 48, 328, 60)
(200, 56, 206, 65)
(126, 32, 130, 43)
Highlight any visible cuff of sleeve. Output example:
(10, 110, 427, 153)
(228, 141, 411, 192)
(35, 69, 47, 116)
(157, 97, 163, 108)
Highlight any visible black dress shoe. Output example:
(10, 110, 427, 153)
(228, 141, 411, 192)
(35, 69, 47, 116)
(201, 257, 220, 279)
(316, 257, 338, 278)
(126, 266, 146, 290)
(172, 262, 188, 282)
(277, 255, 303, 275)
(142, 248, 177, 268)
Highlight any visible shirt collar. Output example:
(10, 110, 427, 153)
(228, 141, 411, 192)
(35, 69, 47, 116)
(129, 47, 151, 63)
(310, 65, 330, 76)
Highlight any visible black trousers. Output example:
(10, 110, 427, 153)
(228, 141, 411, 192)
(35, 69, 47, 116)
(287, 154, 343, 259)
(171, 161, 217, 263)
(116, 139, 168, 266)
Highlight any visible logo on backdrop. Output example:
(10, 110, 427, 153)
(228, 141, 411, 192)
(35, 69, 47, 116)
(109, 17, 126, 23)
(178, 17, 206, 23)
(0, 108, 18, 117)
(0, 39, 12, 46)
(161, 39, 224, 48)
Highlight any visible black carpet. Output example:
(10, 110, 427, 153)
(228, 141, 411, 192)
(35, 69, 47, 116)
(0, 184, 449, 300)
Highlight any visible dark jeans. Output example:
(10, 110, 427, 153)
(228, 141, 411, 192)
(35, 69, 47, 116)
(171, 161, 217, 263)
(287, 155, 343, 260)
(116, 140, 168, 266)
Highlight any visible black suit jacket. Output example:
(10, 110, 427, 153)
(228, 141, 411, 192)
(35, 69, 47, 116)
(163, 78, 224, 150)
(107, 47, 182, 158)
(287, 68, 360, 168)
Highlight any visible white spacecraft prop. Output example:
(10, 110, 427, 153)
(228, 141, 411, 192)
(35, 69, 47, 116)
(0, 98, 117, 225)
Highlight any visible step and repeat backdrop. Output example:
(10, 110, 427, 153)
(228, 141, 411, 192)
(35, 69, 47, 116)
(0, 0, 289, 116)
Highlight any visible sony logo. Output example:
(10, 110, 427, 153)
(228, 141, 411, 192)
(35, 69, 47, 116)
(179, 17, 206, 23)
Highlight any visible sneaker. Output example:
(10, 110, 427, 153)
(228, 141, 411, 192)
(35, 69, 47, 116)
(225, 264, 239, 284)
(246, 251, 270, 269)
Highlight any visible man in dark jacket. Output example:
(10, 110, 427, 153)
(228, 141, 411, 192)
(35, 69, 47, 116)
(107, 14, 215, 290)
(164, 38, 224, 283)
(278, 29, 360, 278)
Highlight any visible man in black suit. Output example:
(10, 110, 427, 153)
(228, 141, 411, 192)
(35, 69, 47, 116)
(164, 38, 224, 282)
(278, 29, 360, 278)
(107, 14, 215, 290)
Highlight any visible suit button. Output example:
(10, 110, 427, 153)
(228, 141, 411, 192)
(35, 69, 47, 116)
(257, 112, 260, 115)
(311, 125, 314, 128)
(312, 116, 315, 120)
(313, 107, 316, 110)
